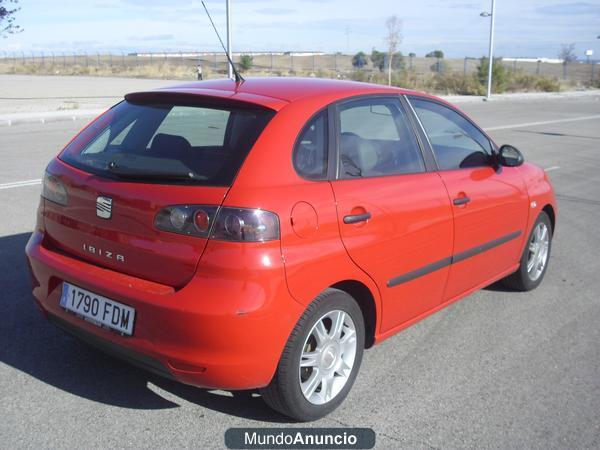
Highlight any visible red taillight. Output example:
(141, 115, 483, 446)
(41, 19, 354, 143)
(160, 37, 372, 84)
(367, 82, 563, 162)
(194, 209, 210, 233)
(155, 205, 280, 242)
(155, 205, 218, 238)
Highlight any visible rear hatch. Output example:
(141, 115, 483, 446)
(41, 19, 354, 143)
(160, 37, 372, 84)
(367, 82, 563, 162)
(44, 94, 275, 288)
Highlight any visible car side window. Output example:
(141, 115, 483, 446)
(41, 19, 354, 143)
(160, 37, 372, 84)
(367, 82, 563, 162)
(409, 98, 492, 170)
(337, 98, 425, 178)
(293, 111, 328, 180)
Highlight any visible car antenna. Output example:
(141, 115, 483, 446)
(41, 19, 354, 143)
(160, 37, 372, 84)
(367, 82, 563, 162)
(201, 1, 244, 84)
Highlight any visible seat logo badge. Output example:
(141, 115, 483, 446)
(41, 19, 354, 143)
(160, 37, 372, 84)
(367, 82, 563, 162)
(96, 196, 113, 219)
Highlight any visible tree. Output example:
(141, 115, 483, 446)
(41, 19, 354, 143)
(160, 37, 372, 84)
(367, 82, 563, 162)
(370, 48, 404, 72)
(370, 49, 385, 71)
(426, 50, 444, 59)
(238, 54, 253, 72)
(477, 56, 508, 92)
(1, 0, 22, 37)
(384, 15, 402, 86)
(408, 52, 416, 58)
(352, 51, 368, 69)
(558, 43, 577, 65)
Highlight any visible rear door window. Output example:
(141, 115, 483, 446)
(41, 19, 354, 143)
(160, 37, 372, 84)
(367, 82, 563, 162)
(337, 97, 425, 178)
(60, 100, 275, 186)
(293, 111, 328, 180)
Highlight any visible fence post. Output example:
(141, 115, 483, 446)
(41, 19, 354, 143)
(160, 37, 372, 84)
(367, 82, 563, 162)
(463, 57, 467, 76)
(562, 63, 567, 80)
(334, 53, 338, 71)
(409, 54, 413, 71)
(536, 59, 541, 75)
(290, 53, 294, 71)
(592, 63, 595, 84)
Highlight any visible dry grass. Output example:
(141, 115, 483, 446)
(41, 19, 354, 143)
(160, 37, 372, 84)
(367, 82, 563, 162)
(0, 61, 566, 95)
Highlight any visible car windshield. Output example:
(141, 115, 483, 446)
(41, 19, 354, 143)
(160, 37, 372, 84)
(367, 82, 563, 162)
(59, 99, 275, 186)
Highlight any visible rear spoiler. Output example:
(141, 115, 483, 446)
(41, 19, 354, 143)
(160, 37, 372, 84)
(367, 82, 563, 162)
(124, 88, 287, 112)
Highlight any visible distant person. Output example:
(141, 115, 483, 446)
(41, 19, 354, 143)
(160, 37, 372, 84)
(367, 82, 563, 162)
(196, 64, 203, 81)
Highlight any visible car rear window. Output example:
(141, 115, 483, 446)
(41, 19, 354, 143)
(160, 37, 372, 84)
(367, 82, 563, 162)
(59, 99, 275, 186)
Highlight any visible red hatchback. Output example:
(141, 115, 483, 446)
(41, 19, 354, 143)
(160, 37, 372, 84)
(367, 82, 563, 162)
(26, 78, 556, 421)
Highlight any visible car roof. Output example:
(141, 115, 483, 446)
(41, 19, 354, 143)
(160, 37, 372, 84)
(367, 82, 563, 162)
(142, 77, 424, 111)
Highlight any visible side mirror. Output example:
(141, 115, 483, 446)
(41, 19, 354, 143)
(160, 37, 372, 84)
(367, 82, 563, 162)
(498, 144, 524, 167)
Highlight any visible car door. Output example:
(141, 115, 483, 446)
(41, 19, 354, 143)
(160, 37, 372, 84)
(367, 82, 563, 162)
(407, 96, 529, 300)
(329, 96, 454, 333)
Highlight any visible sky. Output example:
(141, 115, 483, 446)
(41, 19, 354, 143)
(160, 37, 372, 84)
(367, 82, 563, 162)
(1, 0, 599, 59)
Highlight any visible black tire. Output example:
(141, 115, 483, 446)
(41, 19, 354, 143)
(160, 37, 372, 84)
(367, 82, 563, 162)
(501, 211, 553, 291)
(260, 288, 365, 421)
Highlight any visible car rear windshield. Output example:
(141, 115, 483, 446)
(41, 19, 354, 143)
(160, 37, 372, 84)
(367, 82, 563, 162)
(59, 99, 275, 186)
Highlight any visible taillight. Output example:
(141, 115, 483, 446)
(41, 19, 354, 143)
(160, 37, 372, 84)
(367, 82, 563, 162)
(41, 172, 68, 206)
(155, 205, 280, 242)
(154, 205, 218, 237)
(212, 207, 280, 242)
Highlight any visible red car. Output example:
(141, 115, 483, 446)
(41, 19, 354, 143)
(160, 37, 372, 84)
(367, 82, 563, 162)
(26, 78, 556, 421)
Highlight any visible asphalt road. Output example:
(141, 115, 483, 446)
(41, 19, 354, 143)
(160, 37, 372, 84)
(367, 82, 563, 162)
(1, 93, 599, 449)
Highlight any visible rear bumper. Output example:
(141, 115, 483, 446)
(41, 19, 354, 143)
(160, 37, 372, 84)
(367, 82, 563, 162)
(25, 230, 303, 390)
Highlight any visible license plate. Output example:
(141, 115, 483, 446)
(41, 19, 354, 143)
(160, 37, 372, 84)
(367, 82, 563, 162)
(60, 283, 135, 336)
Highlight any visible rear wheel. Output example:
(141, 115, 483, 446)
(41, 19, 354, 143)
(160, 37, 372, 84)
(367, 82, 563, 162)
(501, 211, 552, 291)
(261, 289, 365, 421)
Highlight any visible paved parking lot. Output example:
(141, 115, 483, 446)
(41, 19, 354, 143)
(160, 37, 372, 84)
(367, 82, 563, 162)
(1, 90, 599, 449)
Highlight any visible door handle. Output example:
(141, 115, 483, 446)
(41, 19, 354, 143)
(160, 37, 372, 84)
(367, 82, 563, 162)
(453, 196, 471, 206)
(343, 212, 372, 224)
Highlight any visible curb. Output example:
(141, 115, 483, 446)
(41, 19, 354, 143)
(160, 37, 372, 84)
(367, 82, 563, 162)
(443, 89, 600, 104)
(0, 109, 104, 127)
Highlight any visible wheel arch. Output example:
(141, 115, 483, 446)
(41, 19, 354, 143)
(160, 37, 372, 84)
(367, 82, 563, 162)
(542, 204, 556, 233)
(330, 280, 377, 348)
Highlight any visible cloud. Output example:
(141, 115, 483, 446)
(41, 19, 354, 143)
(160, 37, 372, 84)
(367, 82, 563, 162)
(255, 8, 296, 15)
(128, 34, 175, 41)
(537, 2, 600, 16)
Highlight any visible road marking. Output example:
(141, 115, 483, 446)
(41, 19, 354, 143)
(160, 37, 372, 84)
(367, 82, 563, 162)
(0, 179, 42, 190)
(545, 166, 560, 172)
(484, 114, 600, 131)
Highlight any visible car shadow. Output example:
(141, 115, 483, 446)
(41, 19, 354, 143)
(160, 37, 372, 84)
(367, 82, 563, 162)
(0, 232, 291, 423)
(483, 280, 518, 292)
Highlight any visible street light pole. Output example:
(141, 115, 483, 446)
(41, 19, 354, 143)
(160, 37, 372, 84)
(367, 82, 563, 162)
(226, 0, 233, 80)
(481, 0, 496, 100)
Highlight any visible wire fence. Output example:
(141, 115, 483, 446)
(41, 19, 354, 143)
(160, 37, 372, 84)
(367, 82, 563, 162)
(0, 51, 597, 84)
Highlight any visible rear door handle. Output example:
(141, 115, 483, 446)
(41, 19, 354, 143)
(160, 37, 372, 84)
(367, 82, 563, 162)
(453, 196, 471, 206)
(343, 212, 372, 224)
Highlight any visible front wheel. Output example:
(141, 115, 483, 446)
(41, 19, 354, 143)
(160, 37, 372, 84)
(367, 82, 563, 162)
(501, 211, 553, 291)
(261, 289, 365, 421)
